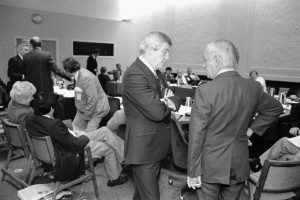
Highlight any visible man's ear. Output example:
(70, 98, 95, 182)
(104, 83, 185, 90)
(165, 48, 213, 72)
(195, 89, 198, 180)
(214, 54, 222, 68)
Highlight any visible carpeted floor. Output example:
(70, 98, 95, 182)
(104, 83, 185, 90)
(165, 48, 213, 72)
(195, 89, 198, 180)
(0, 149, 198, 200)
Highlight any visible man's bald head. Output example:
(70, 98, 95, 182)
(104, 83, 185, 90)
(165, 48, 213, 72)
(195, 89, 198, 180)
(30, 36, 42, 48)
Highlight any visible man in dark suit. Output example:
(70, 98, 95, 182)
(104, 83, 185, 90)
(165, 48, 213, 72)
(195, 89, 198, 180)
(26, 91, 89, 181)
(98, 66, 111, 94)
(7, 43, 29, 94)
(87, 49, 100, 75)
(123, 31, 181, 200)
(187, 39, 283, 199)
(23, 36, 70, 93)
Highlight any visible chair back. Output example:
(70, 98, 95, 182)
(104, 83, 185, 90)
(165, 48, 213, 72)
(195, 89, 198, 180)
(100, 97, 120, 127)
(169, 115, 188, 170)
(254, 159, 300, 199)
(24, 129, 56, 167)
(2, 118, 30, 158)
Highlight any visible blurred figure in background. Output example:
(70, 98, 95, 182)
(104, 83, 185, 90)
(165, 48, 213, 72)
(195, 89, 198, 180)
(250, 70, 267, 93)
(176, 68, 188, 85)
(87, 49, 100, 75)
(184, 68, 200, 86)
(7, 43, 29, 94)
(98, 66, 111, 94)
(163, 66, 175, 85)
(108, 63, 123, 81)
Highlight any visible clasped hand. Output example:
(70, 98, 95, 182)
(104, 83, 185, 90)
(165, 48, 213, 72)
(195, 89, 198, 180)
(187, 176, 202, 189)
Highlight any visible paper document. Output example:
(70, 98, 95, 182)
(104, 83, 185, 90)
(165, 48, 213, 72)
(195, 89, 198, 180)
(287, 136, 300, 148)
(175, 105, 191, 116)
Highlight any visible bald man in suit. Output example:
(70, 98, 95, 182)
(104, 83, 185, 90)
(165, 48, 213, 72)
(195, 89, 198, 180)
(24, 36, 70, 93)
(187, 39, 283, 200)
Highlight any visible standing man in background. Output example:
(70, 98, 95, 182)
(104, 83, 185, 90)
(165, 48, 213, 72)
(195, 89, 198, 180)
(7, 43, 29, 94)
(23, 36, 70, 93)
(87, 49, 100, 75)
(123, 31, 181, 200)
(187, 39, 283, 200)
(63, 57, 110, 132)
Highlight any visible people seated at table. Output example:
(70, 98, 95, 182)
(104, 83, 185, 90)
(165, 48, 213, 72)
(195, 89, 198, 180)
(164, 67, 175, 84)
(26, 91, 128, 185)
(176, 68, 188, 85)
(108, 63, 123, 81)
(62, 57, 110, 132)
(250, 102, 300, 172)
(7, 81, 36, 127)
(249, 70, 267, 93)
(98, 66, 111, 94)
(183, 68, 200, 86)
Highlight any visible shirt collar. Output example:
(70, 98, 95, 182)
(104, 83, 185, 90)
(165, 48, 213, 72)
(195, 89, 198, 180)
(216, 68, 235, 76)
(74, 70, 79, 81)
(139, 56, 156, 75)
(18, 54, 23, 60)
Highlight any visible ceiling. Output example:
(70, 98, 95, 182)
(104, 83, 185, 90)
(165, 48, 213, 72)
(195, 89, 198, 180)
(0, 0, 124, 21)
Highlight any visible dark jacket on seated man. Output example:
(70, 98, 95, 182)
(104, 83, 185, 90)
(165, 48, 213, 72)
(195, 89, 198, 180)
(26, 91, 89, 181)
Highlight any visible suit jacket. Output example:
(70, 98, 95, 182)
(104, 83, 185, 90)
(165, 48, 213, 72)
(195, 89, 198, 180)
(188, 71, 283, 184)
(25, 113, 90, 181)
(7, 100, 33, 128)
(98, 73, 111, 93)
(7, 55, 24, 93)
(123, 58, 181, 164)
(75, 68, 110, 121)
(23, 48, 70, 93)
(86, 55, 97, 75)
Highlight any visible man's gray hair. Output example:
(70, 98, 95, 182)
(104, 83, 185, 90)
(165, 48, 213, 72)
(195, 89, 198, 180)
(207, 39, 239, 70)
(10, 81, 36, 105)
(139, 31, 172, 55)
(17, 43, 28, 52)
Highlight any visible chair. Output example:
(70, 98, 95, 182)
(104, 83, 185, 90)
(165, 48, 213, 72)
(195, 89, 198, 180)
(24, 129, 99, 200)
(0, 111, 8, 152)
(246, 159, 300, 200)
(1, 118, 32, 188)
(168, 114, 189, 200)
(99, 96, 121, 127)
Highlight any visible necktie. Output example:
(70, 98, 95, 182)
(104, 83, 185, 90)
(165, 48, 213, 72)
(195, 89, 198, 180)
(155, 71, 164, 97)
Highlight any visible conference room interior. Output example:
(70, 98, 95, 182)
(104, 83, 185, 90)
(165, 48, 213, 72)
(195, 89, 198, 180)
(0, 0, 300, 200)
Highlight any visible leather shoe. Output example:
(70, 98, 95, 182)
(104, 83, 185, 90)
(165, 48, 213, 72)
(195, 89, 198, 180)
(107, 175, 128, 186)
(249, 158, 262, 172)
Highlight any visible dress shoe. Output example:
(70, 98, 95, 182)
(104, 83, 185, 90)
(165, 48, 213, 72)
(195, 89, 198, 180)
(249, 158, 262, 172)
(107, 175, 128, 186)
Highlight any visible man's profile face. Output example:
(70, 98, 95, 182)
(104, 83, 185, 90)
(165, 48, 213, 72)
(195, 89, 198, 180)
(187, 68, 192, 75)
(19, 46, 29, 56)
(150, 43, 170, 71)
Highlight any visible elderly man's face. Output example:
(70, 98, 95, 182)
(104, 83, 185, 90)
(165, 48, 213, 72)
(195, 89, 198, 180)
(149, 43, 170, 71)
(203, 48, 218, 79)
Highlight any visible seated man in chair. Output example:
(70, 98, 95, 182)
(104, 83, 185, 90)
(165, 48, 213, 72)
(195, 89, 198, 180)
(26, 91, 128, 185)
(250, 103, 300, 172)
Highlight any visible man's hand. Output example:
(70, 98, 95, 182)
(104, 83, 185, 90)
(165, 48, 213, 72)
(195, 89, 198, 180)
(246, 128, 254, 138)
(289, 127, 300, 136)
(187, 176, 201, 189)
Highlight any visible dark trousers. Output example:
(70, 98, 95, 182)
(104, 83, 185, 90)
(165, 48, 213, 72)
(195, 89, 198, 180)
(131, 162, 161, 200)
(196, 181, 245, 200)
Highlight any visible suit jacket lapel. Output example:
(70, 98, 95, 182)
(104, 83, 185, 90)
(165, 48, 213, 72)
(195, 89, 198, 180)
(135, 58, 162, 98)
